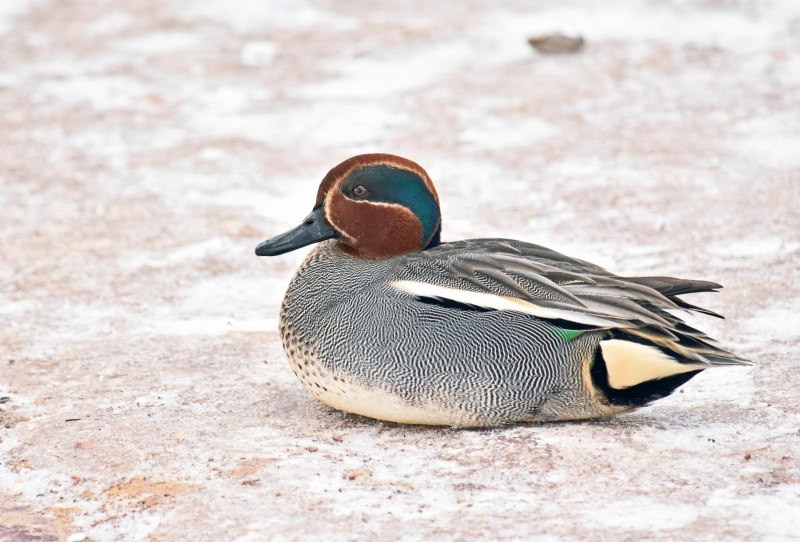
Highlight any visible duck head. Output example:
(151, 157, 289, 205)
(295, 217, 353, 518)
(255, 154, 441, 259)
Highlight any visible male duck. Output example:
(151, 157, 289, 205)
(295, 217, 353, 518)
(256, 154, 749, 427)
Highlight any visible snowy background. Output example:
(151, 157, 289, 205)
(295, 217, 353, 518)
(1, 0, 799, 540)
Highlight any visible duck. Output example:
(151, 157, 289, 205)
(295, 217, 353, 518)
(255, 153, 750, 427)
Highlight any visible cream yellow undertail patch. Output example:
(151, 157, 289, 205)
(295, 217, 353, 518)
(599, 339, 706, 389)
(390, 280, 625, 328)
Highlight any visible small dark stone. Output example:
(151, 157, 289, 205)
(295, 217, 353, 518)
(528, 33, 585, 54)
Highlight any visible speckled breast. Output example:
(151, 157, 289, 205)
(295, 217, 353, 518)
(277, 243, 476, 425)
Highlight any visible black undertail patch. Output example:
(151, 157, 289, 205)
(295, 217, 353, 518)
(591, 333, 703, 408)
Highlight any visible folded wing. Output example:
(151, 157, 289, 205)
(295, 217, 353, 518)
(390, 239, 751, 371)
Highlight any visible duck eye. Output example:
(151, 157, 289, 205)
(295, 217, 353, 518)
(352, 185, 368, 197)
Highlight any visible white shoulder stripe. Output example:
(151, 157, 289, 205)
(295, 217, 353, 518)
(390, 280, 626, 328)
(600, 339, 706, 389)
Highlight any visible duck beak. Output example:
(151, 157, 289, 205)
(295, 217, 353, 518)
(255, 207, 338, 256)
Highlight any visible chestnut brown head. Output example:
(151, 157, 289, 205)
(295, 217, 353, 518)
(256, 154, 441, 259)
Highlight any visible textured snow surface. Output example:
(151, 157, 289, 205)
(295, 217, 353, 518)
(1, 0, 799, 540)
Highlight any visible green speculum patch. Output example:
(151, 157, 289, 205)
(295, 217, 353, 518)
(558, 328, 585, 342)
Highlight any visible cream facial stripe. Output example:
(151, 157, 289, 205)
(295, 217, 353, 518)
(390, 280, 630, 329)
(599, 339, 707, 389)
(323, 192, 354, 243)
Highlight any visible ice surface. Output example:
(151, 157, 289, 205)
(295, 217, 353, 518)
(1, 0, 799, 540)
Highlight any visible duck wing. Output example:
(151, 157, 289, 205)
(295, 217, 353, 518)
(389, 238, 750, 367)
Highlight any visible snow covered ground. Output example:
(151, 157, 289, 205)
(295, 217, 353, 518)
(1, 0, 799, 539)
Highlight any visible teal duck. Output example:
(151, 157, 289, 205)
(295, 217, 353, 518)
(255, 154, 750, 427)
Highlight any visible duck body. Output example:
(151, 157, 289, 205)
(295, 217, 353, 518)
(258, 154, 749, 427)
(281, 240, 604, 426)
